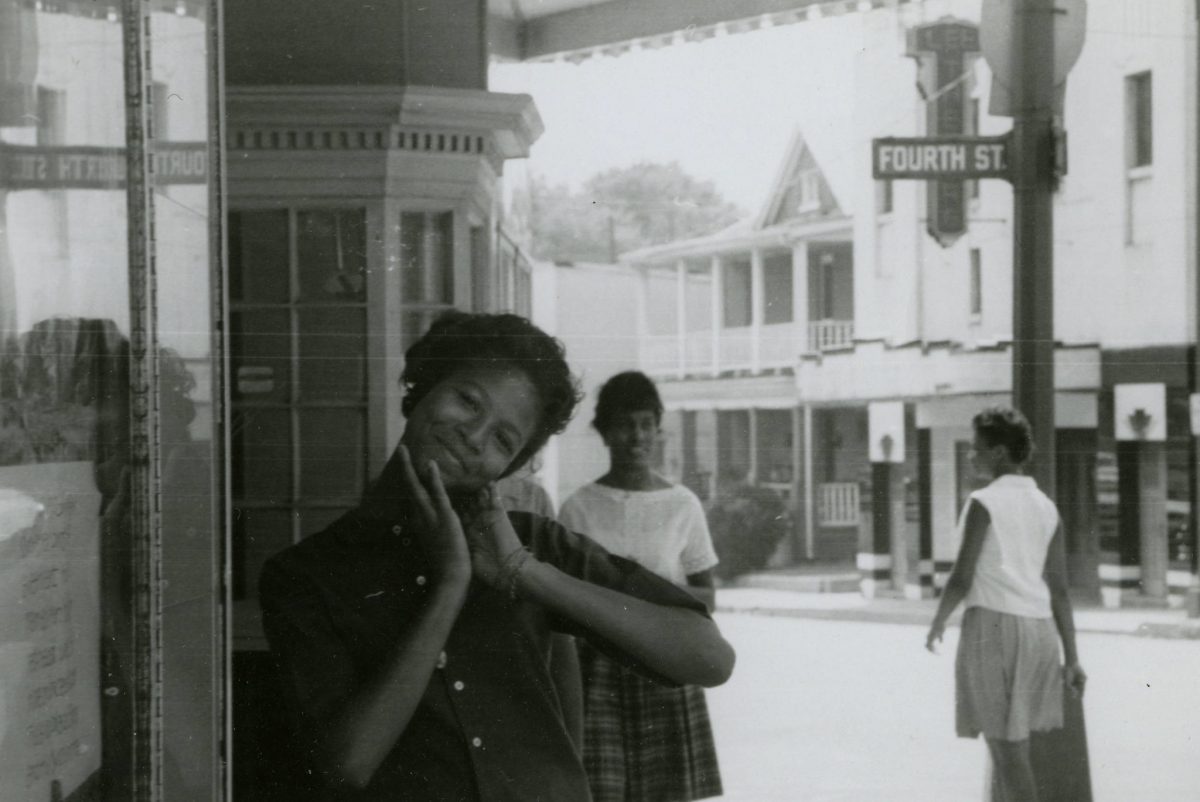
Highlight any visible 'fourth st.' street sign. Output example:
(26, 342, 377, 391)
(872, 135, 1011, 181)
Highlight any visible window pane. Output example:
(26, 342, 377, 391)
(298, 308, 366, 401)
(234, 509, 294, 601)
(436, 211, 454, 303)
(299, 409, 366, 502)
(969, 249, 983, 316)
(233, 409, 293, 501)
(400, 211, 454, 304)
(400, 211, 426, 300)
(231, 309, 291, 404)
(685, 264, 713, 332)
(300, 507, 349, 540)
(1129, 72, 1152, 168)
(297, 209, 367, 302)
(717, 409, 752, 484)
(756, 409, 794, 483)
(230, 210, 290, 303)
(0, 4, 132, 797)
(723, 261, 752, 328)
(763, 254, 794, 324)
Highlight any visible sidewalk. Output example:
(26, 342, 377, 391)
(716, 573, 1200, 639)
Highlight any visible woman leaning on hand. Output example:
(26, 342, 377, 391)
(258, 313, 735, 801)
(926, 406, 1087, 802)
(559, 371, 724, 802)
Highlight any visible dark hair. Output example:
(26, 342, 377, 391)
(592, 371, 663, 434)
(400, 311, 582, 476)
(973, 406, 1034, 464)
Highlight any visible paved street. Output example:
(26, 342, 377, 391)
(706, 611, 1200, 801)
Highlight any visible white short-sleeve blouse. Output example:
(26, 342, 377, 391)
(558, 482, 719, 584)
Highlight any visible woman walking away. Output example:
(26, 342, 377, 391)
(560, 370, 724, 802)
(925, 406, 1087, 802)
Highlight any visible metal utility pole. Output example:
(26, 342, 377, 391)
(1010, 0, 1057, 497)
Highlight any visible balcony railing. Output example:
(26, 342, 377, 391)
(717, 327, 753, 370)
(818, 482, 860, 527)
(638, 320, 821, 377)
(808, 319, 854, 352)
(759, 322, 798, 367)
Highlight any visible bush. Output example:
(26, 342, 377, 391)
(706, 483, 791, 580)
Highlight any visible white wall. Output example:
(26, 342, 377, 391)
(1055, 0, 1195, 347)
(849, 0, 1193, 355)
(532, 262, 641, 506)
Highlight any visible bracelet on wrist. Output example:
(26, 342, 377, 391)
(498, 546, 532, 601)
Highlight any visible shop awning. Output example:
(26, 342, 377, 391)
(489, 0, 905, 61)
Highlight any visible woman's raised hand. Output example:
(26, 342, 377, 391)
(463, 483, 527, 591)
(398, 445, 471, 585)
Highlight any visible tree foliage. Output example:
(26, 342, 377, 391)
(519, 162, 744, 263)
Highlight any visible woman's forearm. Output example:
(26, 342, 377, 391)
(931, 574, 969, 631)
(548, 634, 584, 750)
(1050, 588, 1079, 665)
(317, 575, 470, 788)
(516, 559, 735, 688)
(686, 584, 716, 613)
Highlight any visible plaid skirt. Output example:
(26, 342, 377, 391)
(577, 640, 723, 802)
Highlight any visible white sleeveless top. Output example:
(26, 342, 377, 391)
(559, 482, 718, 585)
(962, 474, 1058, 619)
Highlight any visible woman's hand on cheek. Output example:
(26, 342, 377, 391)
(463, 483, 526, 589)
(398, 445, 472, 585)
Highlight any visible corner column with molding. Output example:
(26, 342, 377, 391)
(226, 85, 543, 468)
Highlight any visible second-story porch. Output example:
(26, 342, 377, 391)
(630, 232, 855, 380)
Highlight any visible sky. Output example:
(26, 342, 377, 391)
(489, 11, 871, 217)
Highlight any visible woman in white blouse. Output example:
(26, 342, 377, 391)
(559, 371, 723, 802)
(926, 406, 1087, 802)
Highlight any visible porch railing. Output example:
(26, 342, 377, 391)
(808, 319, 854, 352)
(818, 482, 860, 527)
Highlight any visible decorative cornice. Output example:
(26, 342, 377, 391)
(225, 85, 543, 160)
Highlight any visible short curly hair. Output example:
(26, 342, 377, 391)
(400, 311, 582, 477)
(973, 406, 1034, 464)
(592, 371, 663, 434)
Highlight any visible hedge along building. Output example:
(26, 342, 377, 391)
(622, 0, 1199, 609)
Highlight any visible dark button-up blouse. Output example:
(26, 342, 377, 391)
(259, 457, 711, 801)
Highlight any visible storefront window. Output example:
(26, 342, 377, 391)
(0, 2, 223, 799)
(229, 206, 370, 612)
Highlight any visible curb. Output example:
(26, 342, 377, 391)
(716, 603, 1200, 640)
